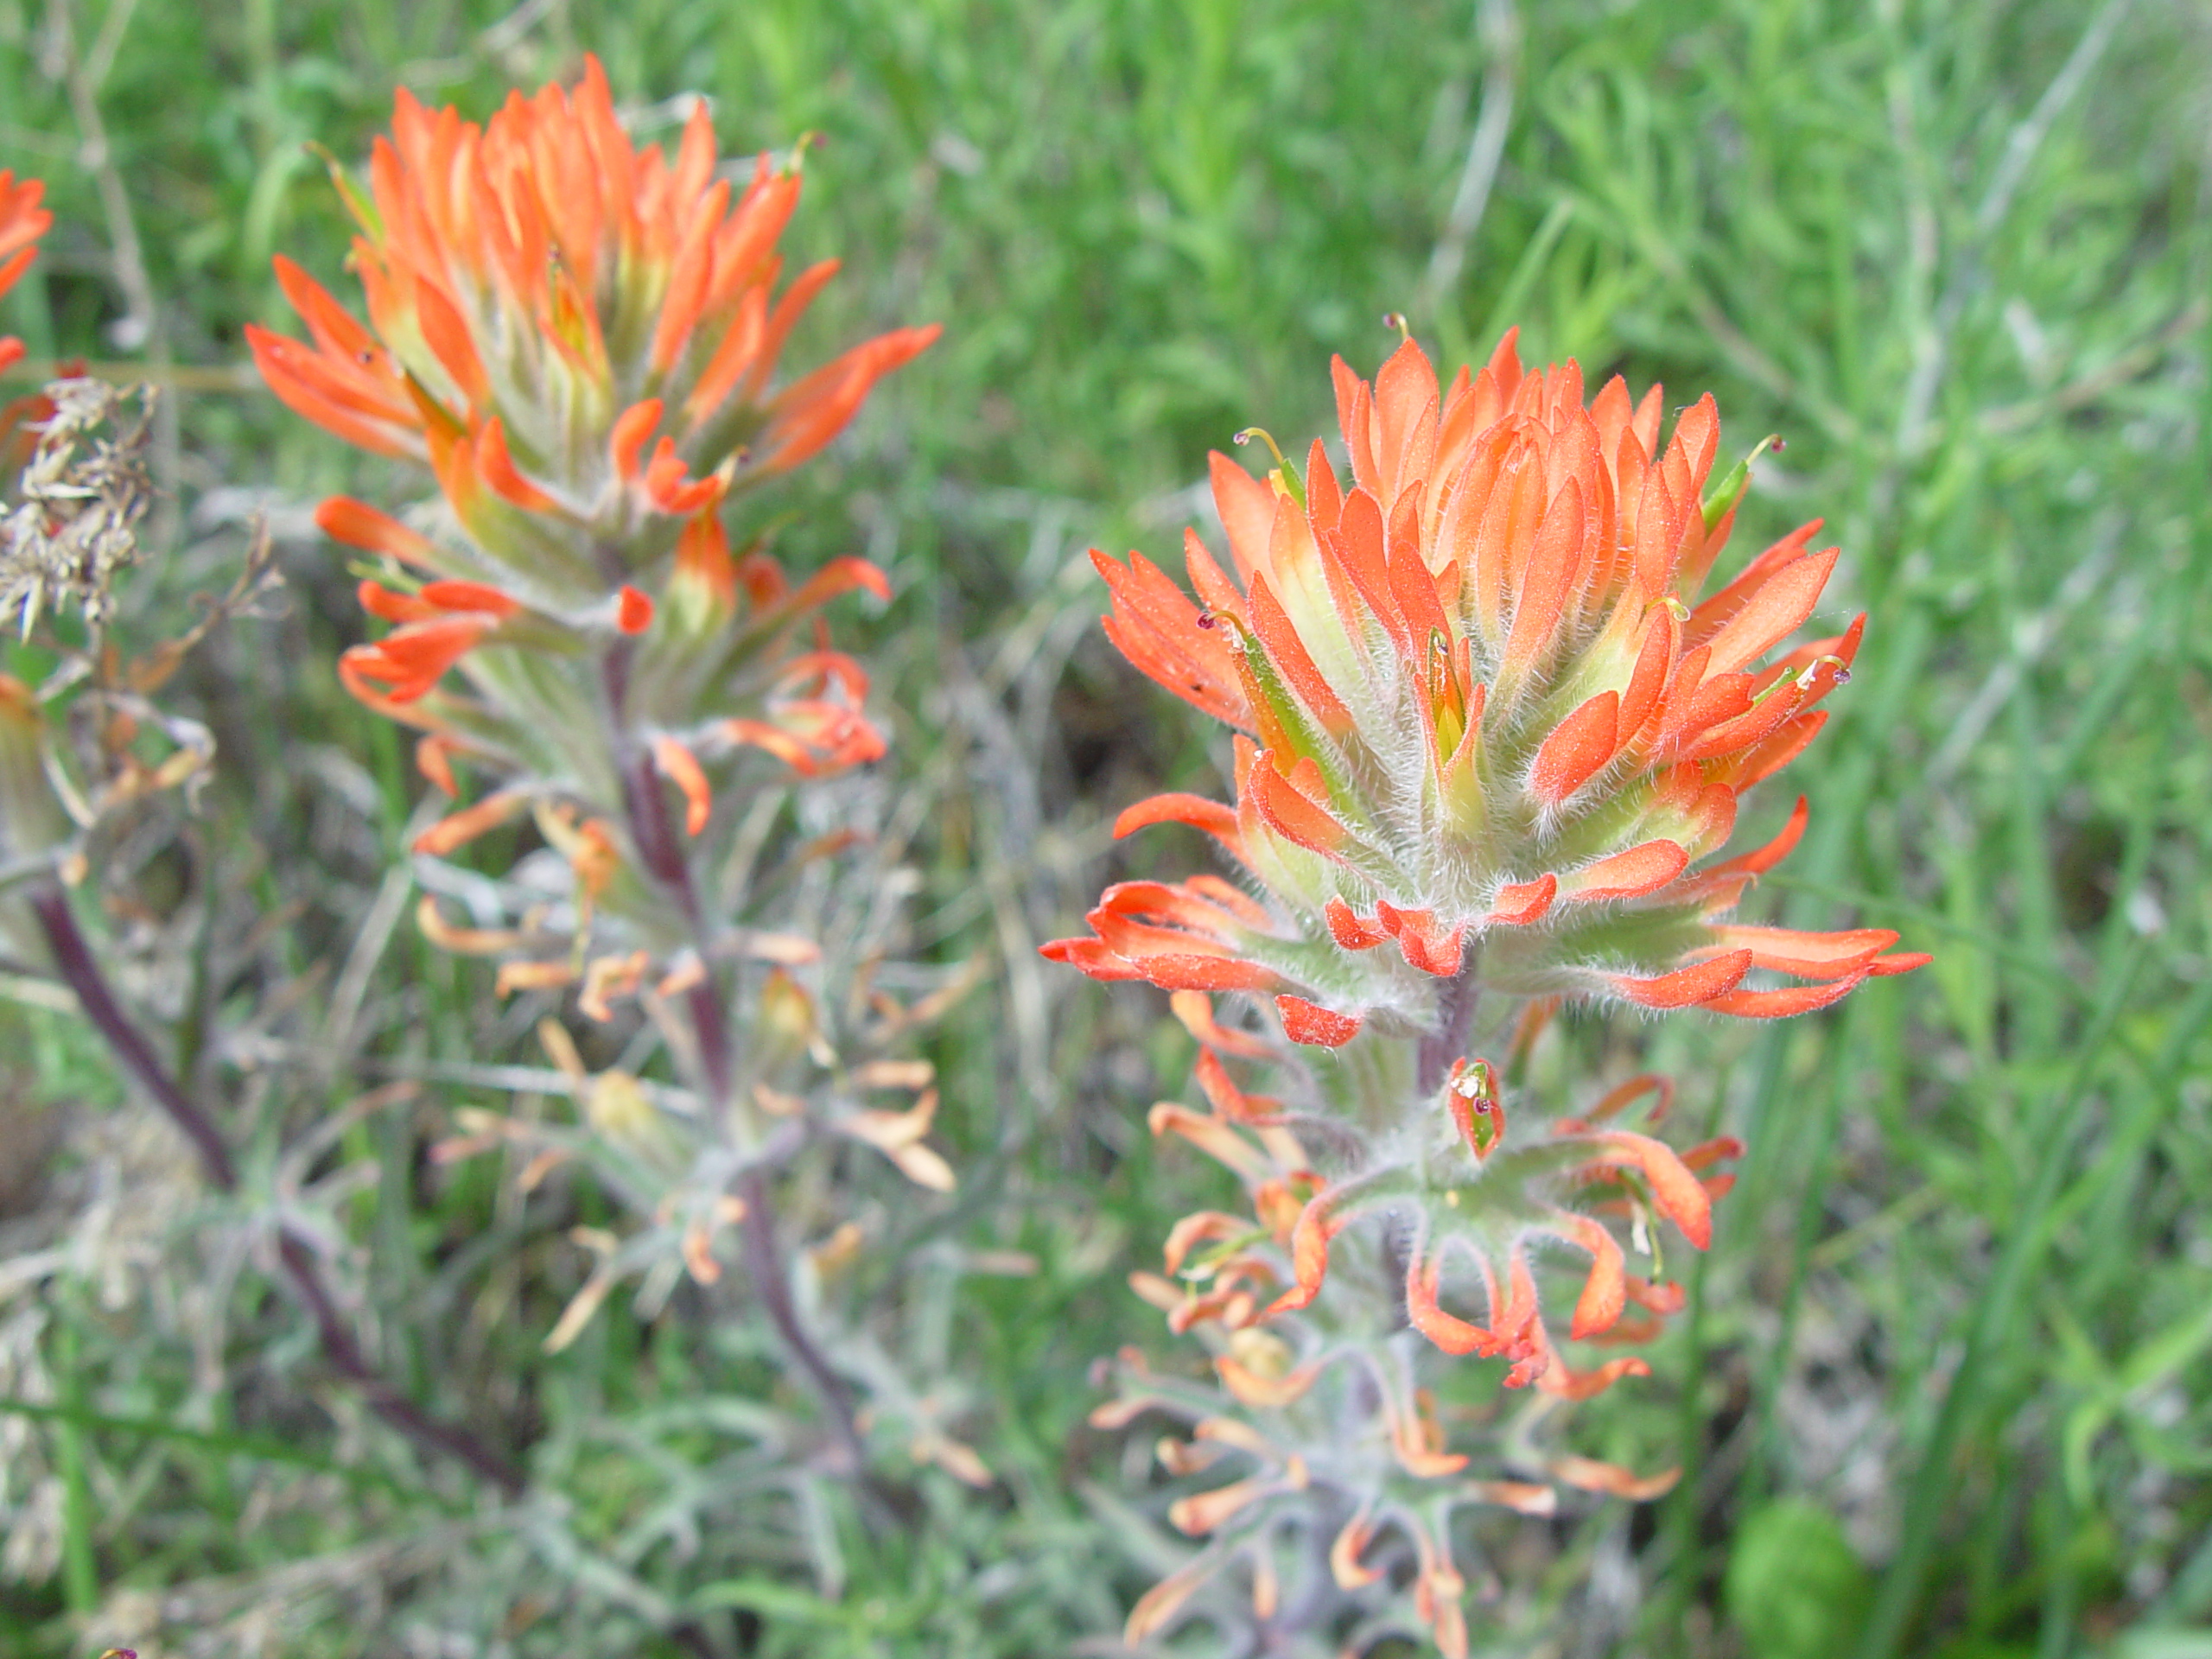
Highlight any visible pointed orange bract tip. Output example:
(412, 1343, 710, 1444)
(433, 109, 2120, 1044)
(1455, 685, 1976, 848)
(610, 398, 663, 484)
(617, 585, 655, 634)
(1702, 972, 1869, 1020)
(759, 322, 943, 473)
(650, 735, 712, 835)
(1486, 874, 1556, 926)
(1113, 791, 1240, 847)
(1612, 950, 1751, 1010)
(1529, 691, 1618, 804)
(415, 735, 461, 797)
(1276, 995, 1359, 1048)
(474, 418, 561, 514)
(1559, 839, 1688, 905)
(1870, 950, 1933, 976)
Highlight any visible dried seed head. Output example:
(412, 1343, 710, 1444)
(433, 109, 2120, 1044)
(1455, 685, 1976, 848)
(2, 378, 156, 638)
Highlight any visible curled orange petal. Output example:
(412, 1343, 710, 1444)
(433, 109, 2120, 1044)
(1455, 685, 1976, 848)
(650, 734, 712, 835)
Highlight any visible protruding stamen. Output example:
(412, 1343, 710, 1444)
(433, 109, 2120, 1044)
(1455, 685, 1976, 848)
(1796, 652, 1850, 690)
(1700, 433, 1784, 531)
(777, 130, 820, 178)
(1233, 427, 1306, 510)
(1382, 311, 1412, 343)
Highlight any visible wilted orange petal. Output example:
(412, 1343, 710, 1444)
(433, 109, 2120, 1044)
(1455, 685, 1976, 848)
(1331, 1510, 1385, 1589)
(650, 734, 712, 834)
(1324, 899, 1389, 950)
(1584, 1130, 1713, 1249)
(412, 786, 532, 855)
(1549, 1455, 1679, 1502)
(1214, 1354, 1320, 1408)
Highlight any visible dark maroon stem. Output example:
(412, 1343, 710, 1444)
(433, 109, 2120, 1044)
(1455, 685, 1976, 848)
(1417, 944, 1484, 1096)
(607, 666, 867, 1475)
(275, 1233, 525, 1497)
(736, 1166, 865, 1474)
(34, 883, 235, 1190)
(30, 880, 525, 1498)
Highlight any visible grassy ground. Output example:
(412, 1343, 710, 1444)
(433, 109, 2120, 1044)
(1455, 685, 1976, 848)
(1, 0, 2208, 1653)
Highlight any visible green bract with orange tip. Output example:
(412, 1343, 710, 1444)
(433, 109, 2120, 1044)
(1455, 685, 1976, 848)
(1046, 332, 1927, 1044)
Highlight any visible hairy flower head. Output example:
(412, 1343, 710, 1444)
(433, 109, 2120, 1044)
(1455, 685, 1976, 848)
(248, 59, 938, 540)
(251, 70, 931, 988)
(1046, 333, 1925, 1042)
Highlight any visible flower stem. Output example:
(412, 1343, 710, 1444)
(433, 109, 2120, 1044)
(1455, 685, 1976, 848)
(1418, 943, 1484, 1096)
(273, 1232, 524, 1496)
(612, 715, 868, 1476)
(29, 880, 526, 1497)
(32, 882, 234, 1190)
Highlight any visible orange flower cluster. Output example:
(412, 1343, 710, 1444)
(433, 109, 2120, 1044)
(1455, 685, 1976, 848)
(251, 63, 934, 923)
(249, 60, 936, 493)
(1047, 333, 1923, 1044)
(1141, 998, 1733, 1399)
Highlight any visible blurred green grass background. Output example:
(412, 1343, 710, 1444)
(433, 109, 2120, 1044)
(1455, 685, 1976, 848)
(2, 0, 2209, 1654)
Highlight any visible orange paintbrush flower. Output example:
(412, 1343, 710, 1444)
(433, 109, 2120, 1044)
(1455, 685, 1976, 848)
(250, 67, 929, 992)
(250, 64, 929, 836)
(1060, 334, 1928, 1652)
(1046, 332, 1925, 1043)
(248, 58, 938, 529)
